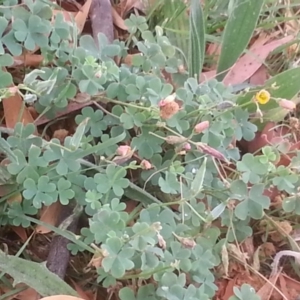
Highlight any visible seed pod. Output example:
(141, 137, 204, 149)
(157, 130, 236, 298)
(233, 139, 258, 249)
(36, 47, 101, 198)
(165, 135, 187, 145)
(197, 142, 228, 162)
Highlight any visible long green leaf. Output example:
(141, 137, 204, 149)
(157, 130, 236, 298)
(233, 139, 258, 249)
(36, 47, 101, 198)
(0, 250, 78, 297)
(217, 0, 265, 81)
(188, 0, 205, 80)
(191, 157, 207, 197)
(73, 131, 126, 159)
(125, 183, 181, 221)
(237, 67, 300, 129)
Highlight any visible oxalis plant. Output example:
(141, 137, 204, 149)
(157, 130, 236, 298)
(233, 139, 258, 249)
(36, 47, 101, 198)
(0, 0, 299, 299)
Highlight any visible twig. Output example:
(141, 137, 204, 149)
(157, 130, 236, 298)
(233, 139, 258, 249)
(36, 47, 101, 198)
(46, 204, 80, 279)
(89, 0, 114, 44)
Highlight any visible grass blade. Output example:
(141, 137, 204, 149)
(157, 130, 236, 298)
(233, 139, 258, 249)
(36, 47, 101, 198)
(217, 0, 265, 81)
(188, 0, 205, 80)
(191, 157, 207, 197)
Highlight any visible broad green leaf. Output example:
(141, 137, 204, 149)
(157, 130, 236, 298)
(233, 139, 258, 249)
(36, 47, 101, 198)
(0, 53, 13, 66)
(0, 69, 12, 88)
(188, 0, 205, 79)
(237, 67, 300, 128)
(0, 250, 78, 297)
(283, 195, 300, 215)
(217, 0, 265, 80)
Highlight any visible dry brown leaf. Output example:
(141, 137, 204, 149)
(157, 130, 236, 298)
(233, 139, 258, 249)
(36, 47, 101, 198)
(278, 273, 295, 300)
(11, 226, 28, 242)
(222, 277, 237, 300)
(200, 34, 292, 85)
(52, 129, 69, 144)
(35, 101, 93, 125)
(241, 236, 255, 258)
(256, 271, 281, 300)
(223, 35, 294, 85)
(206, 43, 221, 68)
(199, 70, 216, 82)
(122, 0, 145, 16)
(69, 279, 92, 300)
(123, 54, 134, 65)
(7, 192, 22, 204)
(75, 0, 92, 34)
(13, 54, 44, 67)
(112, 6, 128, 30)
(281, 273, 300, 292)
(72, 92, 91, 103)
(2, 68, 36, 131)
(284, 3, 300, 56)
(249, 65, 269, 85)
(40, 296, 86, 300)
(0, 284, 39, 300)
(35, 201, 62, 234)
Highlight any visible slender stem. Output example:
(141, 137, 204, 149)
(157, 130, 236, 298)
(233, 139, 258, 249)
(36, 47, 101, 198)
(93, 101, 120, 120)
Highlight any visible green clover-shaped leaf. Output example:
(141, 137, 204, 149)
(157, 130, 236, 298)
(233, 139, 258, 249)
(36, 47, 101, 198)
(89, 208, 126, 243)
(94, 165, 130, 198)
(272, 166, 298, 193)
(229, 284, 260, 300)
(75, 106, 107, 137)
(234, 184, 270, 220)
(57, 177, 75, 205)
(282, 194, 300, 215)
(237, 153, 268, 184)
(131, 127, 164, 159)
(101, 237, 135, 278)
(234, 108, 257, 141)
(23, 176, 58, 208)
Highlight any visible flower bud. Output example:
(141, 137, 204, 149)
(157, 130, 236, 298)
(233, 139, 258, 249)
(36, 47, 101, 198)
(141, 159, 152, 170)
(278, 99, 296, 110)
(116, 145, 131, 156)
(95, 71, 102, 78)
(157, 233, 166, 250)
(194, 121, 209, 134)
(183, 143, 191, 150)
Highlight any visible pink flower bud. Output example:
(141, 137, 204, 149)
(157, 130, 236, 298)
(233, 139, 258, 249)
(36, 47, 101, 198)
(194, 121, 209, 134)
(141, 159, 152, 170)
(278, 99, 296, 110)
(184, 143, 191, 150)
(116, 145, 131, 156)
(95, 71, 102, 78)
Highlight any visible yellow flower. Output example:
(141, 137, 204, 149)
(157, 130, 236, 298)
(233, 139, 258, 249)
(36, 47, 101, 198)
(255, 89, 270, 105)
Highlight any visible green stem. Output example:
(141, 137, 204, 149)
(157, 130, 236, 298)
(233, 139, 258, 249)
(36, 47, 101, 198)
(121, 265, 173, 280)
